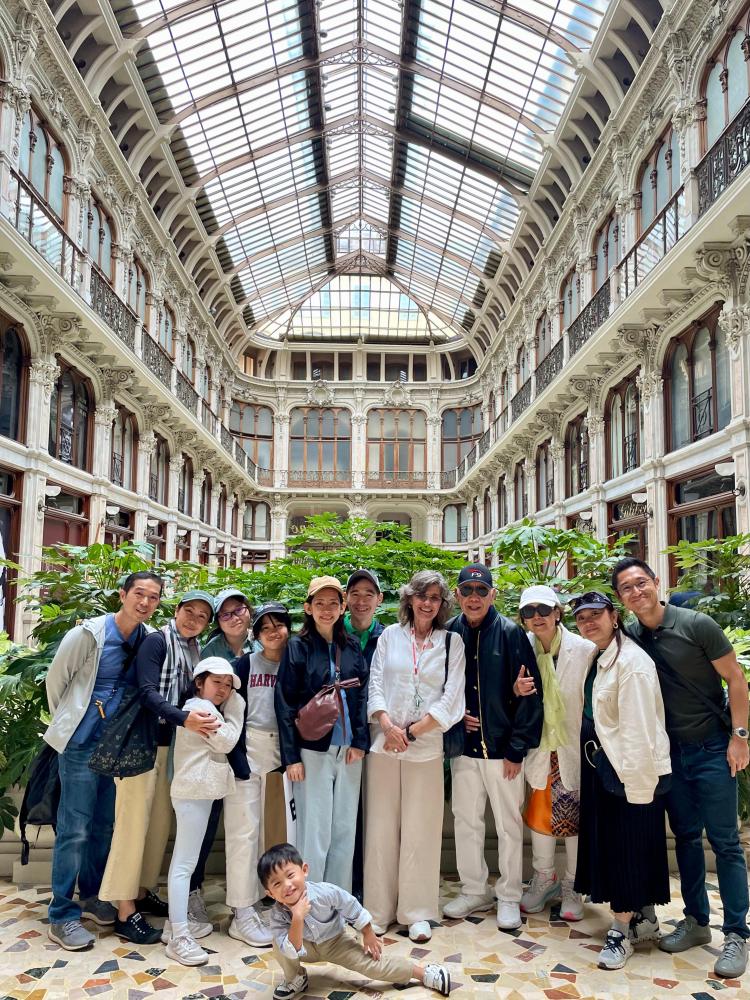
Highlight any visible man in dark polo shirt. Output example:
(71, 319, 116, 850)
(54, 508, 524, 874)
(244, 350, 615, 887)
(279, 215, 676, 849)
(613, 557, 749, 979)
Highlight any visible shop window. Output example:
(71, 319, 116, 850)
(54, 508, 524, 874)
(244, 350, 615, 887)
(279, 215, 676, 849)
(42, 489, 89, 546)
(668, 468, 737, 586)
(608, 497, 648, 564)
(104, 508, 134, 547)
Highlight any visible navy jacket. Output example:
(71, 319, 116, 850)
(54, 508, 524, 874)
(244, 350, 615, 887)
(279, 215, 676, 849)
(275, 632, 370, 768)
(447, 606, 543, 763)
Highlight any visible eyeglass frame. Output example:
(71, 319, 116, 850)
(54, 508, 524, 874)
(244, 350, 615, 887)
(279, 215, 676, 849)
(217, 604, 250, 623)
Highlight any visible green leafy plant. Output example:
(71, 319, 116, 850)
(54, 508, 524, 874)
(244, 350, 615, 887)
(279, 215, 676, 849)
(665, 534, 750, 629)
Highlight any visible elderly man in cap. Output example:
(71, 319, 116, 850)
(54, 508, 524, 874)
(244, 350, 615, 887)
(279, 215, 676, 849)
(445, 564, 543, 930)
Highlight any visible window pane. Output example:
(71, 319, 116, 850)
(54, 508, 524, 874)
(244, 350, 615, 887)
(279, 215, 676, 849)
(671, 343, 690, 450)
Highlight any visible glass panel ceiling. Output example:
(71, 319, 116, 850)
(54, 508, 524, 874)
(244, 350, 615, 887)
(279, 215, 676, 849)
(122, 0, 614, 345)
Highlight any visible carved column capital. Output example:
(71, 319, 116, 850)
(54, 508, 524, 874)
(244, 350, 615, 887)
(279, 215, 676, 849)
(29, 358, 60, 399)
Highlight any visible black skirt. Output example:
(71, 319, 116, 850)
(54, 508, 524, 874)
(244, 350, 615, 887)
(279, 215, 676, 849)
(574, 713, 670, 913)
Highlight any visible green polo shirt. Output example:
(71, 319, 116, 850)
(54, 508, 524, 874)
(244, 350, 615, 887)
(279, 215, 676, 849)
(199, 632, 254, 663)
(631, 603, 733, 742)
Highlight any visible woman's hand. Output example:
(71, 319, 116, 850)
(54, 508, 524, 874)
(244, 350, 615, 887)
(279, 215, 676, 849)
(184, 710, 221, 735)
(346, 747, 365, 765)
(286, 763, 305, 782)
(464, 712, 481, 733)
(513, 664, 537, 698)
(383, 725, 409, 753)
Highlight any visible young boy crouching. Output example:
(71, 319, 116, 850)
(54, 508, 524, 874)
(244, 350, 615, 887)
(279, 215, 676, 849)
(259, 844, 451, 999)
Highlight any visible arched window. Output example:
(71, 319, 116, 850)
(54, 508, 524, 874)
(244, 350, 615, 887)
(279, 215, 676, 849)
(639, 127, 681, 232)
(229, 401, 274, 469)
(199, 470, 212, 523)
(17, 109, 66, 219)
(483, 486, 492, 532)
(472, 499, 480, 538)
(536, 312, 552, 362)
(149, 434, 169, 505)
(244, 500, 270, 541)
(82, 194, 114, 280)
(0, 320, 27, 443)
(497, 475, 508, 528)
(441, 405, 482, 469)
(443, 503, 468, 543)
(178, 456, 193, 515)
(703, 26, 750, 150)
(218, 483, 228, 532)
(289, 407, 351, 485)
(536, 440, 554, 510)
(49, 365, 91, 470)
(127, 257, 149, 333)
(606, 372, 641, 479)
(517, 344, 530, 388)
(514, 461, 528, 519)
(111, 405, 138, 490)
(367, 408, 426, 485)
(665, 307, 732, 451)
(488, 391, 496, 421)
(565, 414, 589, 497)
(159, 303, 175, 357)
(561, 269, 580, 329)
(594, 211, 620, 291)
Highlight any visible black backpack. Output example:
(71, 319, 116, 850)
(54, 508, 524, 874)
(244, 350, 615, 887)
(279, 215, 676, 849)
(18, 743, 60, 865)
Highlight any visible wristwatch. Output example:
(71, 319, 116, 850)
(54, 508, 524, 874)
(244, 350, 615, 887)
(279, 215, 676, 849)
(405, 725, 417, 742)
(732, 727, 749, 739)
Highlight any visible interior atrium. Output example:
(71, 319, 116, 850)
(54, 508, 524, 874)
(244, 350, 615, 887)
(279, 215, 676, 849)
(0, 0, 750, 639)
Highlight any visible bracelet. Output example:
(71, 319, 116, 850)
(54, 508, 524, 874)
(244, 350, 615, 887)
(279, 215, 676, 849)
(405, 724, 417, 743)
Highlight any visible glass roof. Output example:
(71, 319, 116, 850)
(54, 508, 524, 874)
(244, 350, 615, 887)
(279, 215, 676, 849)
(121, 0, 613, 344)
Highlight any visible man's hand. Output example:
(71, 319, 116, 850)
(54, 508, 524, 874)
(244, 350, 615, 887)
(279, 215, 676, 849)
(513, 665, 536, 698)
(728, 735, 749, 777)
(185, 710, 221, 735)
(362, 926, 383, 959)
(290, 891, 311, 921)
(286, 763, 305, 782)
(464, 712, 481, 733)
(346, 747, 365, 765)
(503, 759, 522, 780)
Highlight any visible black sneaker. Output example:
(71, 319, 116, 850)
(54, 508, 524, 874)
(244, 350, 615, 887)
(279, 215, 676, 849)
(115, 912, 162, 945)
(135, 889, 168, 917)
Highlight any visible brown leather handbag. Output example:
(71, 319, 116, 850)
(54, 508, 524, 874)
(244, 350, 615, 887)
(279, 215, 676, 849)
(295, 646, 361, 741)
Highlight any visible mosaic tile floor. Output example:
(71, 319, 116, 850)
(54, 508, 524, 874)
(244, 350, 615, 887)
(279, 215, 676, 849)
(1, 875, 748, 1000)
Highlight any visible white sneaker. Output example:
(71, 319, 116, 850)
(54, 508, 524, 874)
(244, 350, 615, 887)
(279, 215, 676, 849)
(160, 918, 213, 944)
(598, 928, 634, 970)
(187, 889, 210, 925)
(423, 963, 451, 995)
(229, 907, 274, 948)
(520, 871, 560, 914)
(273, 971, 308, 1000)
(409, 920, 432, 942)
(165, 933, 209, 966)
(442, 892, 495, 919)
(497, 900, 522, 930)
(629, 912, 660, 944)
(371, 922, 388, 936)
(559, 878, 583, 921)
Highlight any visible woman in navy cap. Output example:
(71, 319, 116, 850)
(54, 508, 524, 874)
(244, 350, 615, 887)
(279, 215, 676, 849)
(571, 590, 671, 971)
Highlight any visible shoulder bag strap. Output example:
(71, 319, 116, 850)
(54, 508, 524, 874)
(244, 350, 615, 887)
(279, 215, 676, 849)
(443, 630, 452, 690)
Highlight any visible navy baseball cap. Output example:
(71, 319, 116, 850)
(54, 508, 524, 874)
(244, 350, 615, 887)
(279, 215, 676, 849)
(457, 564, 494, 587)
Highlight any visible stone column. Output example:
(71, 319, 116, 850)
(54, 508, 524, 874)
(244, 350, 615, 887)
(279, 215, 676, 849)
(426, 502, 443, 546)
(351, 411, 367, 488)
(193, 466, 206, 524)
(427, 412, 442, 486)
(27, 357, 59, 452)
(637, 372, 668, 576)
(92, 403, 117, 480)
(270, 500, 288, 559)
(274, 412, 290, 488)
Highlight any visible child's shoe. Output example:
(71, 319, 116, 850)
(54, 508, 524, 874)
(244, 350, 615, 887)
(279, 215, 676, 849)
(424, 964, 451, 996)
(165, 933, 209, 966)
(273, 970, 308, 1000)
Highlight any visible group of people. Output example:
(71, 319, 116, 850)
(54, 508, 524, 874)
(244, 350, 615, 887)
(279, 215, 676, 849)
(41, 556, 750, 998)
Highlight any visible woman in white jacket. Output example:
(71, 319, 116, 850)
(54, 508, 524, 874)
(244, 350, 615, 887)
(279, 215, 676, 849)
(517, 585, 596, 922)
(571, 591, 671, 972)
(164, 657, 245, 967)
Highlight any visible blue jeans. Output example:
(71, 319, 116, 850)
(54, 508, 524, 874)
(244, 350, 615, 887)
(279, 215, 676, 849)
(667, 734, 749, 938)
(296, 746, 362, 892)
(48, 742, 116, 923)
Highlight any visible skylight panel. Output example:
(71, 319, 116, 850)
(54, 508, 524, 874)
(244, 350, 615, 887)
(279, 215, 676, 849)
(363, 0, 403, 53)
(318, 0, 359, 48)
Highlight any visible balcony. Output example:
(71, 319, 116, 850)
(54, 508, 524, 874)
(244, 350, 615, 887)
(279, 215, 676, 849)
(201, 401, 219, 436)
(142, 335, 173, 389)
(257, 466, 274, 486)
(692, 387, 713, 440)
(624, 432, 638, 473)
(697, 97, 750, 217)
(536, 339, 564, 393)
(288, 469, 352, 487)
(441, 468, 458, 489)
(7, 172, 81, 290)
(90, 265, 138, 351)
(511, 379, 532, 421)
(111, 451, 123, 487)
(618, 188, 686, 299)
(176, 370, 198, 414)
(568, 282, 611, 356)
(366, 470, 428, 488)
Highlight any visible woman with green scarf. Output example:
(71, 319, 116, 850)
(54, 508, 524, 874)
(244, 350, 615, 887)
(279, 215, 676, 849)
(516, 585, 596, 922)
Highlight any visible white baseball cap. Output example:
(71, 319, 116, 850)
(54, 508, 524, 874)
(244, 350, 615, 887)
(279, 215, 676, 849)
(193, 656, 241, 689)
(519, 584, 563, 610)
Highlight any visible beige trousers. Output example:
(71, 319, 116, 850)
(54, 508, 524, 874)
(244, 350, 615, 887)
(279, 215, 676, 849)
(99, 745, 173, 902)
(363, 752, 444, 927)
(272, 930, 414, 984)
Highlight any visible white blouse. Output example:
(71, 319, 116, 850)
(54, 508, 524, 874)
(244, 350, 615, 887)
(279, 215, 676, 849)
(367, 622, 466, 762)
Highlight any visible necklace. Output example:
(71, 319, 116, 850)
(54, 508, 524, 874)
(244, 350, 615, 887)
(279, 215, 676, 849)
(410, 626, 433, 713)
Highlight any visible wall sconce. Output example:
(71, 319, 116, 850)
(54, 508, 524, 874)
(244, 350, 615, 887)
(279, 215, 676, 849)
(38, 482, 62, 511)
(105, 504, 120, 516)
(578, 510, 593, 521)
(146, 518, 159, 528)
(714, 461, 746, 497)
(176, 528, 188, 537)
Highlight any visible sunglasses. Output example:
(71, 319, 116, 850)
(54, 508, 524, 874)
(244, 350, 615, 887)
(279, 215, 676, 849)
(458, 583, 491, 598)
(570, 591, 614, 612)
(520, 604, 555, 619)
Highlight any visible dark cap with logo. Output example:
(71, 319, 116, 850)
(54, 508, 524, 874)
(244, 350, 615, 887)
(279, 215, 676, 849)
(569, 590, 614, 614)
(457, 564, 494, 587)
(346, 569, 381, 592)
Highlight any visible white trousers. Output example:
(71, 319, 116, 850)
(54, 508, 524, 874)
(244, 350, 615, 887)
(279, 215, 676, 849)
(451, 755, 525, 903)
(531, 830, 579, 879)
(224, 729, 280, 908)
(168, 798, 213, 930)
(363, 752, 444, 927)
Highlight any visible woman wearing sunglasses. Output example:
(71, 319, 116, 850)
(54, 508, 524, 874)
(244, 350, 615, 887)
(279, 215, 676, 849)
(571, 591, 671, 971)
(518, 585, 596, 922)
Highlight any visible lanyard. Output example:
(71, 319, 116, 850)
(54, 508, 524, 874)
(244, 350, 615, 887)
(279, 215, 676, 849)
(410, 626, 433, 711)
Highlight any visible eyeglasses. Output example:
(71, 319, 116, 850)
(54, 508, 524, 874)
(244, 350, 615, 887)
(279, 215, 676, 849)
(570, 592, 613, 613)
(458, 583, 491, 598)
(520, 604, 555, 619)
(217, 605, 249, 623)
(617, 578, 653, 597)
